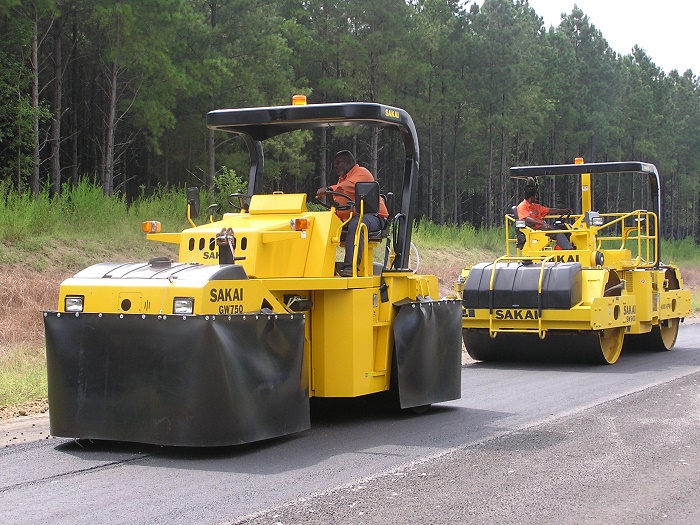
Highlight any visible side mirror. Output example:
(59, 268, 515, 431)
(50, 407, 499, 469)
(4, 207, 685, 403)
(187, 187, 200, 219)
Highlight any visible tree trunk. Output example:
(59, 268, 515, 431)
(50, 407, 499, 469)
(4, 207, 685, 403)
(320, 127, 328, 188)
(427, 117, 434, 222)
(693, 192, 697, 243)
(452, 111, 461, 224)
(486, 122, 494, 228)
(207, 128, 215, 190)
(207, 1, 218, 191)
(499, 123, 506, 227)
(70, 21, 79, 188)
(439, 113, 446, 224)
(31, 9, 41, 196)
(51, 18, 62, 198)
(103, 54, 118, 196)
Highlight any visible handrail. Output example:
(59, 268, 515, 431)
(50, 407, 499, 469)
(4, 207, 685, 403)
(486, 253, 557, 338)
(503, 209, 659, 268)
(350, 199, 371, 277)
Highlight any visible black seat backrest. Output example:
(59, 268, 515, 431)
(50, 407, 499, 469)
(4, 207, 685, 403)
(354, 181, 380, 215)
(367, 191, 393, 240)
(339, 182, 389, 243)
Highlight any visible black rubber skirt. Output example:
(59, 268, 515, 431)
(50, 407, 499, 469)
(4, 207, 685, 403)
(44, 312, 308, 446)
(393, 299, 462, 408)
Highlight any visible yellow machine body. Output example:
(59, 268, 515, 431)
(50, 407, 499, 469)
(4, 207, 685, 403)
(44, 102, 462, 446)
(458, 160, 691, 364)
(58, 200, 440, 400)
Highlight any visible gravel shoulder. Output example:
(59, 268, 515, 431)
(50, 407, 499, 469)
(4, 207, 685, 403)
(1, 413, 53, 447)
(238, 371, 700, 525)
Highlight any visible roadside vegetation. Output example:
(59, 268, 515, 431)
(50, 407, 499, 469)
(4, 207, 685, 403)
(5, 1, 700, 242)
(1, 185, 699, 411)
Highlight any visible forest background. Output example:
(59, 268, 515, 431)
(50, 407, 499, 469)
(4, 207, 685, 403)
(2, 0, 700, 240)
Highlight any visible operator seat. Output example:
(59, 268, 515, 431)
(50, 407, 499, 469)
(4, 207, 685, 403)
(339, 181, 391, 242)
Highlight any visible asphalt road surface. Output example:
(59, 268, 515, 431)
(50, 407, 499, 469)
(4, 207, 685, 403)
(2, 324, 700, 525)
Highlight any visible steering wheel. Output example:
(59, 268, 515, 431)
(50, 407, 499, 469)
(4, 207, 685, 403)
(315, 190, 354, 211)
(552, 211, 572, 230)
(227, 192, 250, 211)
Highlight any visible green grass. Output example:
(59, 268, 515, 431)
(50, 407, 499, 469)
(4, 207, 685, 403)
(662, 237, 700, 266)
(0, 181, 188, 270)
(0, 346, 47, 407)
(413, 220, 504, 253)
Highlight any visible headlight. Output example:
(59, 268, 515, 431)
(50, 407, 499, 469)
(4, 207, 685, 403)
(173, 297, 194, 315)
(515, 219, 526, 229)
(65, 296, 84, 312)
(585, 211, 604, 227)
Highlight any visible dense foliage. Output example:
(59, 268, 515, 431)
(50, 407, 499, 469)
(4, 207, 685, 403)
(2, 0, 699, 240)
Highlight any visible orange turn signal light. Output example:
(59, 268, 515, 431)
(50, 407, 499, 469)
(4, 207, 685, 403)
(290, 218, 309, 231)
(142, 220, 161, 233)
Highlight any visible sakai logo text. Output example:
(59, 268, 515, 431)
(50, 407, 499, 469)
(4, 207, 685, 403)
(554, 254, 579, 263)
(384, 109, 399, 119)
(210, 288, 244, 302)
(203, 252, 219, 260)
(495, 309, 539, 320)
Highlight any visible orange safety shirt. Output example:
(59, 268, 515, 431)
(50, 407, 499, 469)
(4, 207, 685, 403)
(516, 199, 550, 230)
(330, 164, 389, 221)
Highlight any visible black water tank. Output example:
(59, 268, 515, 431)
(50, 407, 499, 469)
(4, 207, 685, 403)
(462, 262, 582, 309)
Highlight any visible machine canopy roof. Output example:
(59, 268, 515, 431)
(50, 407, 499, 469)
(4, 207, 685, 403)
(207, 102, 417, 149)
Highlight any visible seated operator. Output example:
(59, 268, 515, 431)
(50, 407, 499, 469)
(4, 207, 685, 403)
(517, 185, 574, 250)
(315, 150, 389, 277)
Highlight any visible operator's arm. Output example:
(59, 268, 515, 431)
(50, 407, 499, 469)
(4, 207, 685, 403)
(523, 216, 550, 230)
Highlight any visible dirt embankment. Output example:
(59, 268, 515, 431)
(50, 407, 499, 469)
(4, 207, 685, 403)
(0, 268, 72, 421)
(1, 268, 72, 351)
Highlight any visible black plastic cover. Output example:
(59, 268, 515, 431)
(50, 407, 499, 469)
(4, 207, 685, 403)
(44, 312, 308, 447)
(462, 262, 582, 310)
(393, 299, 462, 408)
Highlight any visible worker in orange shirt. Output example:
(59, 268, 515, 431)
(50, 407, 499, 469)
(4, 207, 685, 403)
(517, 185, 574, 249)
(316, 150, 389, 276)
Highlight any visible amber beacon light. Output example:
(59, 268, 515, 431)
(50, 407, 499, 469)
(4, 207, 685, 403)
(142, 220, 161, 233)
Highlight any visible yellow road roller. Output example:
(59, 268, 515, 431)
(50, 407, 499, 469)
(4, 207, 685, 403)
(457, 159, 691, 364)
(43, 100, 462, 446)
